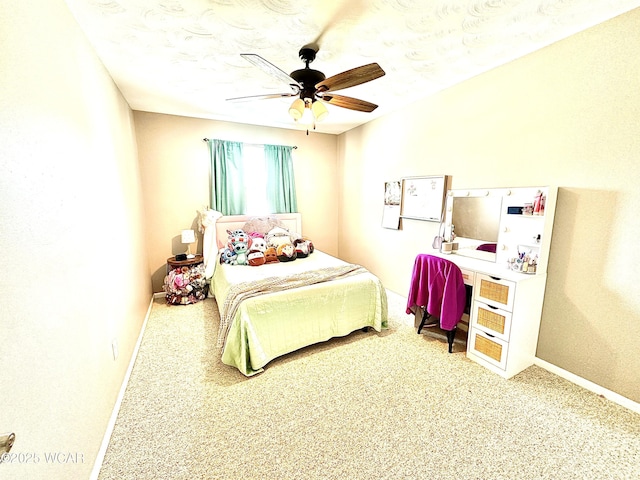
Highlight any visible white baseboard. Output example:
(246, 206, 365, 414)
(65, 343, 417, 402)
(90, 294, 154, 480)
(534, 357, 640, 415)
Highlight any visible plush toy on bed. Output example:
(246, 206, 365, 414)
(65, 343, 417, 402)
(249, 237, 267, 253)
(219, 248, 237, 265)
(247, 250, 266, 266)
(232, 238, 252, 265)
(245, 236, 267, 266)
(227, 229, 252, 266)
(293, 238, 313, 258)
(305, 238, 315, 254)
(276, 242, 297, 262)
(265, 227, 293, 249)
(264, 246, 279, 264)
(227, 229, 249, 247)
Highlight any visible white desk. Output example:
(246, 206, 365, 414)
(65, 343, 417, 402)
(429, 185, 556, 378)
(428, 249, 548, 379)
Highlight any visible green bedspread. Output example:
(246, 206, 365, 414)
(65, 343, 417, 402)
(211, 251, 388, 376)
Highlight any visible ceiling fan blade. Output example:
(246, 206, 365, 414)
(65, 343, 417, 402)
(320, 93, 378, 112)
(227, 92, 297, 103)
(316, 63, 385, 92)
(240, 54, 301, 88)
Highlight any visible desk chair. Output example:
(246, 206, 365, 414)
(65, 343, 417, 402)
(406, 254, 466, 353)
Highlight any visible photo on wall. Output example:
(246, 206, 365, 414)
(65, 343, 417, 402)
(382, 180, 401, 229)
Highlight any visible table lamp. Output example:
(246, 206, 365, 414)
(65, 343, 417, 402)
(181, 229, 196, 259)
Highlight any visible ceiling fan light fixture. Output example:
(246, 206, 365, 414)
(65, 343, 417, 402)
(289, 98, 305, 120)
(311, 100, 328, 122)
(236, 45, 385, 130)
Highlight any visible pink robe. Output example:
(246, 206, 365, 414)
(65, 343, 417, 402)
(406, 254, 466, 331)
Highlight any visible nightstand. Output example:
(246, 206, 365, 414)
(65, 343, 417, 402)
(163, 254, 208, 305)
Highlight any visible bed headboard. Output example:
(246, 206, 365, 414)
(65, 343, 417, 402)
(215, 213, 302, 248)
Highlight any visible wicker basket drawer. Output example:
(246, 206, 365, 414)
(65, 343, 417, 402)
(469, 327, 508, 370)
(471, 301, 512, 341)
(474, 273, 515, 311)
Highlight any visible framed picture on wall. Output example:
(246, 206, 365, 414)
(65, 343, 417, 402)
(400, 175, 450, 222)
(382, 180, 401, 229)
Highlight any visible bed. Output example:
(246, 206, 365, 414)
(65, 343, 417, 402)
(204, 213, 388, 376)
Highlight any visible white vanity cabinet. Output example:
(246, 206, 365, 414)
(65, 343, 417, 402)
(467, 272, 547, 378)
(430, 186, 557, 379)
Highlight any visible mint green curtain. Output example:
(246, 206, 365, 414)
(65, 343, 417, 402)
(208, 139, 245, 215)
(264, 144, 298, 213)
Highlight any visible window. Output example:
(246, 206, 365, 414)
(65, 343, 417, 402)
(207, 139, 297, 215)
(242, 144, 268, 215)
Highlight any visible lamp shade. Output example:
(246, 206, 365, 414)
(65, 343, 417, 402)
(311, 100, 328, 122)
(288, 98, 305, 120)
(181, 229, 195, 244)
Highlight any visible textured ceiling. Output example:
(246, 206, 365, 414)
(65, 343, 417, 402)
(64, 0, 640, 134)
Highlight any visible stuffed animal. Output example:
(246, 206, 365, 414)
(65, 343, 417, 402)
(305, 238, 315, 254)
(293, 238, 312, 258)
(230, 235, 252, 265)
(276, 242, 297, 262)
(264, 247, 279, 264)
(247, 249, 266, 267)
(227, 228, 245, 237)
(227, 229, 249, 249)
(219, 248, 237, 265)
(265, 227, 292, 249)
(224, 229, 252, 265)
(250, 236, 267, 253)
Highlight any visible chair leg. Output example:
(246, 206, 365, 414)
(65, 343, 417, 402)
(417, 309, 437, 334)
(417, 310, 429, 334)
(446, 329, 456, 353)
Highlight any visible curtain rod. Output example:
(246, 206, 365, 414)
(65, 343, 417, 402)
(202, 138, 297, 149)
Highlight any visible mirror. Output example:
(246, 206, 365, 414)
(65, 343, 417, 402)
(441, 186, 552, 267)
(449, 195, 503, 262)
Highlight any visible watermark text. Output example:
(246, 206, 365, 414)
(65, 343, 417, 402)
(1, 451, 85, 464)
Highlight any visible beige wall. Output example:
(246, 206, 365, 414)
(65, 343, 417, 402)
(0, 1, 151, 479)
(133, 112, 339, 292)
(337, 9, 640, 403)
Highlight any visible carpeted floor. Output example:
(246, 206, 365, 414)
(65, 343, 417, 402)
(98, 291, 640, 479)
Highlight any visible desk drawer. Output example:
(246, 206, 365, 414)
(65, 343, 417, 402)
(468, 327, 508, 370)
(471, 301, 512, 341)
(475, 274, 515, 311)
(460, 268, 475, 286)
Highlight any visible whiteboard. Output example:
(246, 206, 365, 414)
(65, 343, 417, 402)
(400, 175, 448, 222)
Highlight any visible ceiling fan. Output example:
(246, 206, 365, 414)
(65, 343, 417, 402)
(227, 43, 385, 128)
